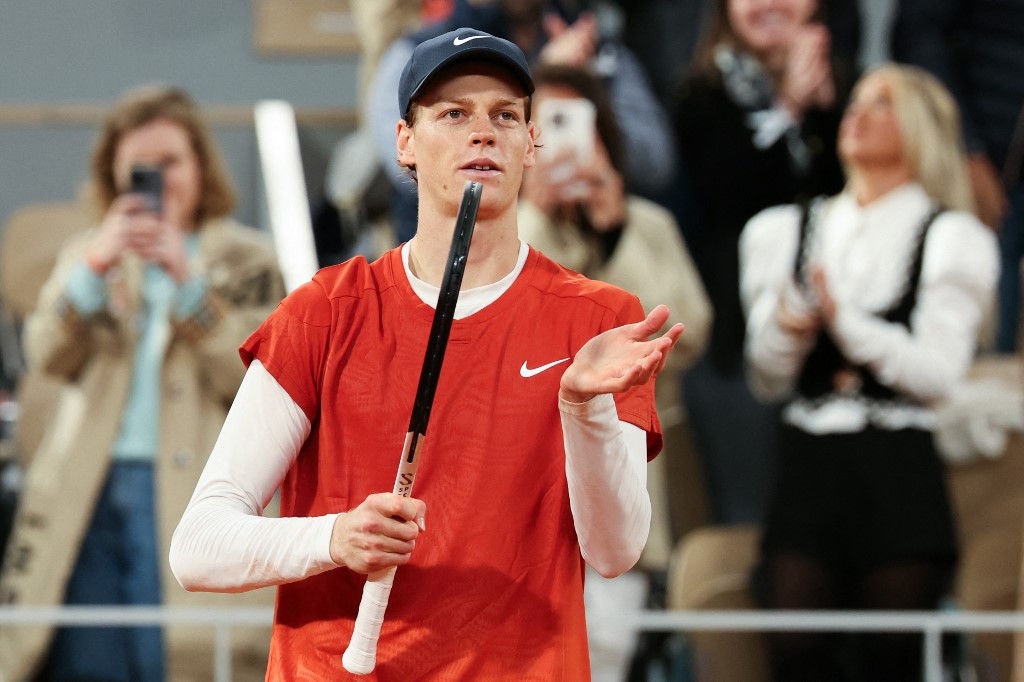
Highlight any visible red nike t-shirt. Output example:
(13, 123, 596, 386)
(240, 246, 661, 681)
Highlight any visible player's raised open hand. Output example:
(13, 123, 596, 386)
(559, 304, 685, 404)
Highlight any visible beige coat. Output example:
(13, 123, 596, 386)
(0, 218, 285, 681)
(519, 196, 714, 568)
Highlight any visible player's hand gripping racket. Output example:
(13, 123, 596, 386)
(342, 181, 482, 675)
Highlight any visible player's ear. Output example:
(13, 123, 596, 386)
(396, 119, 415, 167)
(523, 120, 537, 170)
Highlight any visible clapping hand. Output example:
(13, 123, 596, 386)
(560, 305, 684, 403)
(780, 23, 835, 117)
(774, 266, 836, 341)
(540, 11, 598, 67)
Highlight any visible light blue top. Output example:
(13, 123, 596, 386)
(64, 235, 204, 460)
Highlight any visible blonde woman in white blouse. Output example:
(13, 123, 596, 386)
(739, 64, 998, 682)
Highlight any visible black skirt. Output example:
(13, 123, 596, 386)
(761, 422, 958, 572)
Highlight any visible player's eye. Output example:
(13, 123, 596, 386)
(443, 109, 463, 120)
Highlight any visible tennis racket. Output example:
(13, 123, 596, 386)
(342, 180, 482, 675)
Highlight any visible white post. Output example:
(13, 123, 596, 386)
(254, 100, 319, 293)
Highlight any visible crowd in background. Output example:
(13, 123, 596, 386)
(333, 1, 1023, 680)
(0, 0, 1021, 680)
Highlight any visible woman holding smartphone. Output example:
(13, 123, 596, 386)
(0, 85, 284, 681)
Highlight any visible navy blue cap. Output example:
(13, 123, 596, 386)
(398, 28, 534, 118)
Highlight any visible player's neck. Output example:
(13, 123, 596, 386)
(408, 214, 520, 289)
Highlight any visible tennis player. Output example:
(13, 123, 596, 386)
(169, 27, 683, 680)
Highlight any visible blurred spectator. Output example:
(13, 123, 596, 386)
(350, 0, 425, 107)
(673, 0, 847, 525)
(518, 62, 712, 680)
(367, 0, 676, 243)
(891, 0, 1024, 352)
(741, 64, 998, 681)
(315, 2, 458, 266)
(313, 1, 436, 266)
(349, 1, 455, 108)
(599, 0, 711, 112)
(0, 85, 284, 681)
(600, 0, 860, 116)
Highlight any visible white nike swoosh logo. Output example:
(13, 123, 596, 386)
(453, 35, 488, 46)
(519, 358, 570, 378)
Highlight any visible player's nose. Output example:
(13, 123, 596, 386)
(470, 123, 497, 146)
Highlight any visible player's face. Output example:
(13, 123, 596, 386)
(114, 118, 202, 231)
(839, 72, 906, 170)
(397, 63, 536, 219)
(728, 0, 817, 55)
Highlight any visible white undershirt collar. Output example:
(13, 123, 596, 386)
(401, 240, 529, 319)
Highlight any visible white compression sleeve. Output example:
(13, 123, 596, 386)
(169, 360, 341, 592)
(561, 393, 651, 578)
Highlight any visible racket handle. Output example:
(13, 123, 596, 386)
(342, 566, 397, 674)
(343, 432, 420, 673)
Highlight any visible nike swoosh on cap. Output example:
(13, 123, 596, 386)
(453, 35, 488, 46)
(519, 358, 570, 378)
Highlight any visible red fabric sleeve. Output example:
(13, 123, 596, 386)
(239, 279, 333, 425)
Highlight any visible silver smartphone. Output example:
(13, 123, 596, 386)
(536, 98, 596, 165)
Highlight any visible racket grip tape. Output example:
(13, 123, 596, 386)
(342, 566, 398, 674)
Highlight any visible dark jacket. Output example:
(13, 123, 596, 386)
(675, 72, 845, 374)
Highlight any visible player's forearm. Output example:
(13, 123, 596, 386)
(561, 393, 651, 578)
(169, 360, 341, 591)
(170, 492, 339, 592)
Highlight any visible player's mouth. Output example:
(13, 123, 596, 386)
(460, 159, 502, 177)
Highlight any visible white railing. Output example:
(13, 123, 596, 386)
(0, 606, 272, 682)
(2, 607, 1023, 681)
(629, 609, 1024, 682)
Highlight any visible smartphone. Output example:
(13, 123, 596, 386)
(130, 164, 163, 216)
(536, 98, 596, 165)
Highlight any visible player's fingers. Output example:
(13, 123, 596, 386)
(371, 493, 426, 529)
(650, 342, 676, 375)
(613, 349, 658, 390)
(606, 362, 645, 393)
(662, 322, 685, 347)
(632, 304, 670, 339)
(631, 359, 660, 387)
(632, 352, 660, 383)
(398, 496, 426, 529)
(359, 542, 417, 573)
(640, 327, 683, 374)
(380, 518, 421, 545)
(412, 499, 426, 531)
(333, 506, 420, 572)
